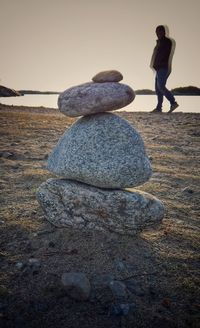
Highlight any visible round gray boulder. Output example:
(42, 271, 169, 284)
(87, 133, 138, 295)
(47, 112, 152, 189)
(58, 82, 135, 117)
(36, 179, 165, 235)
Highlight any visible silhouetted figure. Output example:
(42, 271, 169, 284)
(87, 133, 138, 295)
(150, 25, 179, 113)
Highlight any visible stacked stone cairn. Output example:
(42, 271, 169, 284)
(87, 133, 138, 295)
(37, 70, 164, 235)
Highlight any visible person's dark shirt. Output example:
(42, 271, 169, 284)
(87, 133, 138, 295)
(153, 36, 172, 70)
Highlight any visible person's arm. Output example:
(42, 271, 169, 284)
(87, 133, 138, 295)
(150, 45, 157, 71)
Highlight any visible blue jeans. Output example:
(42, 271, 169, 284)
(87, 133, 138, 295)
(155, 68, 175, 109)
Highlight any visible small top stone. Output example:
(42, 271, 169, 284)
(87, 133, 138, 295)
(92, 70, 123, 83)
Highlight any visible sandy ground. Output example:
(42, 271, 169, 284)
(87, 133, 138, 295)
(0, 103, 200, 328)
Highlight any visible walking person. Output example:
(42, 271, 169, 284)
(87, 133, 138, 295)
(150, 25, 179, 113)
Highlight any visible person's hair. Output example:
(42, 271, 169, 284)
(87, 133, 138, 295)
(156, 25, 166, 34)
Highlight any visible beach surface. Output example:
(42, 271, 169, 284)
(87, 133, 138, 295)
(0, 103, 200, 328)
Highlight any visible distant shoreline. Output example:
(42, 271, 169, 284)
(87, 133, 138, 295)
(17, 87, 200, 97)
(0, 103, 199, 116)
(17, 91, 200, 96)
(1, 85, 200, 97)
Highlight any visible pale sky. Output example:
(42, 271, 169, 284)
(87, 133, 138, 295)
(0, 0, 199, 92)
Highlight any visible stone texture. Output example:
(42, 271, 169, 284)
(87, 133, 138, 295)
(58, 82, 135, 117)
(36, 178, 164, 235)
(47, 113, 152, 189)
(61, 272, 91, 301)
(92, 70, 123, 83)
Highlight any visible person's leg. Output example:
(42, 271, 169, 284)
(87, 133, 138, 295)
(151, 74, 163, 112)
(155, 74, 163, 110)
(156, 68, 176, 105)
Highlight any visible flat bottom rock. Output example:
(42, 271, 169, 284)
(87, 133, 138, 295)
(36, 179, 164, 235)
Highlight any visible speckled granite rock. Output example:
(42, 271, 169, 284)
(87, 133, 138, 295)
(58, 82, 135, 117)
(92, 70, 123, 83)
(47, 112, 152, 189)
(36, 179, 164, 235)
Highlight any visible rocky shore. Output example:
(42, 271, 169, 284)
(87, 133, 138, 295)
(0, 103, 199, 328)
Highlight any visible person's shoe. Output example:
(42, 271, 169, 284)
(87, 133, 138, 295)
(168, 102, 179, 113)
(151, 108, 162, 113)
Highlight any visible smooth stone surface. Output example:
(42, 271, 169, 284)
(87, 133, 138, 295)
(47, 113, 152, 189)
(58, 82, 135, 117)
(61, 272, 91, 301)
(36, 179, 165, 235)
(92, 70, 123, 83)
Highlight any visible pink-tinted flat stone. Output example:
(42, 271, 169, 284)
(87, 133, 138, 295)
(92, 70, 123, 83)
(58, 82, 135, 117)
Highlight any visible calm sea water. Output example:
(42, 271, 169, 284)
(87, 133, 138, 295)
(0, 94, 199, 113)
